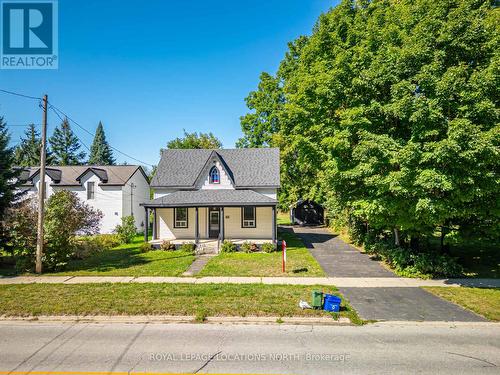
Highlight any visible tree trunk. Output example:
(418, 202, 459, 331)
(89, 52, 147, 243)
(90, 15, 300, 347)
(440, 226, 450, 254)
(394, 228, 400, 247)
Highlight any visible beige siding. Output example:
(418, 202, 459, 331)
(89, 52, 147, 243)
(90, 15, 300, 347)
(157, 207, 208, 240)
(224, 207, 273, 239)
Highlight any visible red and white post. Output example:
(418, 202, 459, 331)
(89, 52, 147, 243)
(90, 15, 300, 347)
(282, 240, 287, 273)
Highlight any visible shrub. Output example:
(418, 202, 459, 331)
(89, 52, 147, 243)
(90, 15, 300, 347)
(160, 240, 175, 251)
(114, 216, 136, 244)
(73, 234, 121, 259)
(5, 193, 103, 271)
(220, 240, 236, 253)
(139, 242, 153, 253)
(240, 241, 254, 253)
(96, 234, 121, 249)
(43, 191, 103, 270)
(261, 242, 276, 253)
(365, 238, 464, 278)
(73, 237, 101, 259)
(3, 197, 38, 272)
(179, 243, 196, 253)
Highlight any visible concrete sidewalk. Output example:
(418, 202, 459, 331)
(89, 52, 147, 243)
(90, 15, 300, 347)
(1, 275, 499, 287)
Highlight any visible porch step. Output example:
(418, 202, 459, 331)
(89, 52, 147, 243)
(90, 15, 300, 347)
(196, 241, 219, 255)
(182, 254, 215, 276)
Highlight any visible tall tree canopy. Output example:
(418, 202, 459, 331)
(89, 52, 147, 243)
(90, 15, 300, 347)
(239, 0, 499, 242)
(13, 124, 53, 166)
(49, 118, 86, 165)
(88, 121, 115, 165)
(0, 117, 20, 223)
(166, 130, 222, 149)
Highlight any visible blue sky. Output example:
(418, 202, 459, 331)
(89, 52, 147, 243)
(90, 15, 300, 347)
(1, 0, 335, 166)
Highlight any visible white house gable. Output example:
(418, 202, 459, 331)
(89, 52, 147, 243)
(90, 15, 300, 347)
(196, 159, 234, 190)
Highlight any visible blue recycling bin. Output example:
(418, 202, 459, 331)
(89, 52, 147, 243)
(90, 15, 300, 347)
(323, 294, 341, 312)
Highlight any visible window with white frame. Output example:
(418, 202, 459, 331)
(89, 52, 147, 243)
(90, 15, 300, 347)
(241, 206, 256, 228)
(209, 166, 220, 184)
(174, 207, 188, 228)
(87, 181, 95, 200)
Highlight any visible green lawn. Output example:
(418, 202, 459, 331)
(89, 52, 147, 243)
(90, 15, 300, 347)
(277, 211, 291, 225)
(0, 283, 359, 322)
(199, 229, 325, 277)
(45, 235, 195, 277)
(423, 287, 500, 321)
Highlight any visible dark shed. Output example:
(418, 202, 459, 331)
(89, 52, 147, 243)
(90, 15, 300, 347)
(290, 200, 324, 226)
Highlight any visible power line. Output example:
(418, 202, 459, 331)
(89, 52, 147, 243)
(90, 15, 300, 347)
(0, 88, 42, 101)
(0, 87, 156, 168)
(48, 103, 155, 167)
(48, 107, 138, 188)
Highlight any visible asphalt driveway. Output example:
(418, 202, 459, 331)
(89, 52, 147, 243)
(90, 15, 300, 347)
(292, 226, 486, 322)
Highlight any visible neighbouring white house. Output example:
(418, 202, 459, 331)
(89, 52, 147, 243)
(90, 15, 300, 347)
(142, 148, 280, 251)
(16, 165, 150, 233)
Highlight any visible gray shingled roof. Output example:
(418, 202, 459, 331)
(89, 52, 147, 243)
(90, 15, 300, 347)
(142, 189, 277, 207)
(151, 148, 280, 188)
(18, 165, 146, 186)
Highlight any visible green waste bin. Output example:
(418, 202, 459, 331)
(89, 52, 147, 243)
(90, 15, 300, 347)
(311, 290, 323, 309)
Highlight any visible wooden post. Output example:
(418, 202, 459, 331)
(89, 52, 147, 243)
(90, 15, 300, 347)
(272, 205, 276, 244)
(220, 207, 224, 241)
(152, 208, 157, 240)
(35, 94, 48, 274)
(144, 208, 149, 242)
(195, 207, 199, 244)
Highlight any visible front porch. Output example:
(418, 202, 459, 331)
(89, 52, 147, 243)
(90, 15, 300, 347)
(141, 189, 278, 250)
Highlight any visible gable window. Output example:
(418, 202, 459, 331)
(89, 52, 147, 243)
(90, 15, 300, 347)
(174, 207, 188, 228)
(241, 206, 256, 228)
(87, 181, 95, 200)
(209, 166, 220, 184)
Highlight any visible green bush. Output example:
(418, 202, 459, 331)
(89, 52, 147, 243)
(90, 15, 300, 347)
(96, 234, 121, 249)
(139, 242, 153, 253)
(220, 240, 236, 253)
(240, 241, 254, 253)
(261, 242, 276, 253)
(160, 240, 175, 251)
(179, 243, 196, 253)
(73, 234, 121, 259)
(114, 216, 136, 244)
(44, 191, 102, 271)
(365, 239, 463, 278)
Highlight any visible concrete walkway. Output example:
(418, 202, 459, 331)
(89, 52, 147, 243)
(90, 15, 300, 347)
(291, 226, 492, 322)
(181, 254, 214, 276)
(1, 275, 499, 287)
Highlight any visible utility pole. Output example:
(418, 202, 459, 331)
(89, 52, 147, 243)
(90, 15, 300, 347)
(35, 94, 48, 274)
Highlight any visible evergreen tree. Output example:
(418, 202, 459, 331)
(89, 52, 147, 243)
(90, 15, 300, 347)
(0, 117, 20, 223)
(13, 124, 53, 166)
(88, 121, 115, 165)
(49, 118, 85, 165)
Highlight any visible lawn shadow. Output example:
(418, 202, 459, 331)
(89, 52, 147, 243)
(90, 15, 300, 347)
(292, 268, 309, 274)
(63, 247, 193, 274)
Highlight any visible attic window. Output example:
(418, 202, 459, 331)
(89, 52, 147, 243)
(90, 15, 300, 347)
(209, 166, 220, 184)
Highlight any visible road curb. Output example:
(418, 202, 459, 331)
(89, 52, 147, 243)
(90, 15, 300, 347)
(0, 315, 351, 326)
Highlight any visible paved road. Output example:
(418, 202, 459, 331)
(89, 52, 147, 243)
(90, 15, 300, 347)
(0, 322, 498, 375)
(292, 226, 486, 322)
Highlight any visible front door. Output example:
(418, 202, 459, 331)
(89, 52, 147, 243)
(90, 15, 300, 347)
(209, 207, 220, 239)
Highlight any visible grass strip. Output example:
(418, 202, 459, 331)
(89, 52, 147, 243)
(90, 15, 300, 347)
(423, 286, 500, 321)
(0, 283, 360, 322)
